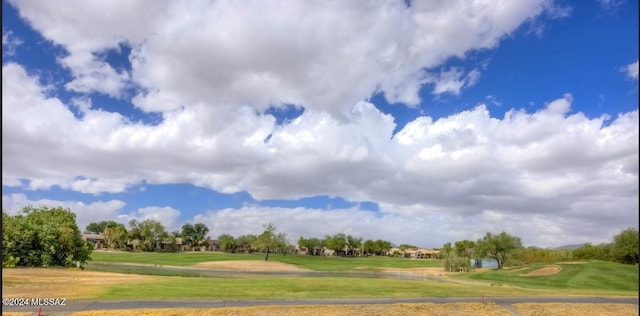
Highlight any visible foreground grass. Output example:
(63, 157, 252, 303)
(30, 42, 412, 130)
(449, 261, 638, 296)
(99, 276, 553, 300)
(9, 303, 639, 316)
(513, 303, 639, 316)
(89, 251, 442, 271)
(69, 303, 515, 316)
(4, 266, 638, 301)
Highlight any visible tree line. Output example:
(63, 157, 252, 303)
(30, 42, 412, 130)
(216, 230, 394, 258)
(441, 228, 639, 271)
(85, 218, 210, 252)
(571, 228, 639, 264)
(4, 205, 637, 269)
(296, 234, 392, 256)
(85, 218, 396, 258)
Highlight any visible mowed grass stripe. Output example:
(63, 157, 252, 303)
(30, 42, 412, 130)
(97, 276, 552, 300)
(451, 261, 638, 294)
(567, 261, 639, 291)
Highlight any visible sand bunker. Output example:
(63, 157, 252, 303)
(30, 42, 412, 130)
(377, 267, 448, 276)
(194, 260, 311, 272)
(524, 265, 562, 276)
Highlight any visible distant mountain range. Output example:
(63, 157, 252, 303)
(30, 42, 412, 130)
(553, 243, 586, 250)
(526, 243, 586, 250)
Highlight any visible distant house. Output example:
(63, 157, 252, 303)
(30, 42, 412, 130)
(82, 233, 106, 249)
(159, 237, 183, 252)
(323, 249, 336, 256)
(204, 237, 219, 251)
(389, 247, 441, 259)
(179, 237, 219, 252)
(127, 239, 141, 251)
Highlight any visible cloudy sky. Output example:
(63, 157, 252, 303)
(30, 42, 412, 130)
(2, 0, 638, 249)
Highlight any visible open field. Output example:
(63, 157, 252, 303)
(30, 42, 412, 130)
(85, 252, 639, 297)
(3, 255, 638, 315)
(88, 251, 443, 271)
(2, 268, 556, 300)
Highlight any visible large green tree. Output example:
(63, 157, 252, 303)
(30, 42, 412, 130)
(85, 221, 108, 234)
(323, 233, 347, 255)
(441, 242, 469, 272)
(455, 239, 475, 258)
(610, 227, 639, 264)
(217, 234, 236, 252)
(103, 221, 128, 250)
(236, 234, 257, 253)
(297, 237, 324, 255)
(130, 219, 167, 251)
(2, 206, 92, 268)
(253, 223, 287, 261)
(363, 239, 375, 256)
(361, 239, 391, 256)
(475, 231, 523, 269)
(181, 223, 210, 251)
(346, 235, 363, 256)
(85, 220, 128, 250)
(373, 239, 392, 256)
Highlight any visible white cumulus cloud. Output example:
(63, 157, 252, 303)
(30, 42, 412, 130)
(3, 0, 637, 248)
(620, 60, 639, 80)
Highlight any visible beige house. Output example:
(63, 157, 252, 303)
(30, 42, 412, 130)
(390, 247, 441, 259)
(81, 233, 106, 249)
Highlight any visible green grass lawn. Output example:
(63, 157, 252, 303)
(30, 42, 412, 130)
(89, 251, 442, 271)
(449, 261, 638, 296)
(85, 252, 639, 299)
(98, 276, 554, 300)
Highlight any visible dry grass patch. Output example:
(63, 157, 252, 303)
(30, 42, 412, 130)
(524, 265, 562, 276)
(513, 303, 639, 316)
(193, 260, 311, 272)
(2, 268, 157, 299)
(71, 303, 512, 316)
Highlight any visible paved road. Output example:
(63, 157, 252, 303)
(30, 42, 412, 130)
(4, 296, 638, 315)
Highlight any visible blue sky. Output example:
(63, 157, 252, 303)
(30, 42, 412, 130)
(2, 0, 638, 248)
